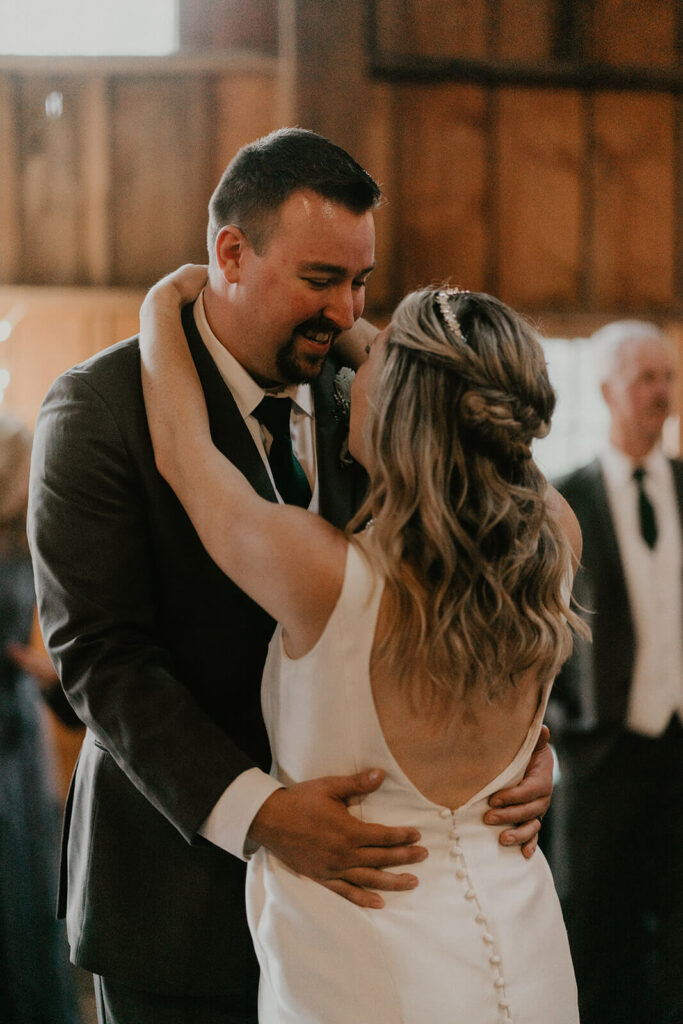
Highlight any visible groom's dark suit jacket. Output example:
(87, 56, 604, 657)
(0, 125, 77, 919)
(547, 455, 683, 772)
(28, 306, 367, 1002)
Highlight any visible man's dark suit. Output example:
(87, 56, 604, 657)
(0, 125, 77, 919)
(548, 456, 683, 1024)
(28, 306, 366, 1007)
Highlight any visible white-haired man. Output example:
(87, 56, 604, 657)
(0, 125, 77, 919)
(548, 320, 683, 1024)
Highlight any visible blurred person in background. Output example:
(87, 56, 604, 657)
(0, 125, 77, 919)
(547, 320, 683, 1024)
(0, 414, 81, 1024)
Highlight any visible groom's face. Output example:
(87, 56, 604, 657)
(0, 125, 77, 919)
(226, 189, 376, 387)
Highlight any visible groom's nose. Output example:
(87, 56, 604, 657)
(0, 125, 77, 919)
(324, 284, 359, 333)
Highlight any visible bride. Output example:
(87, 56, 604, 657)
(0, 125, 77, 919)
(140, 267, 584, 1023)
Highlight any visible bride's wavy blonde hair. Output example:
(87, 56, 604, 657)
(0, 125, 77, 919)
(349, 287, 587, 701)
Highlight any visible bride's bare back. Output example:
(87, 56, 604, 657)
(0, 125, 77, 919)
(370, 589, 546, 810)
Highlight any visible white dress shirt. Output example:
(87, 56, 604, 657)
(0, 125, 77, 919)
(192, 292, 318, 858)
(600, 443, 683, 736)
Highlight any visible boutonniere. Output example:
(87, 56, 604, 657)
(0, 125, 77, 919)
(333, 367, 354, 423)
(333, 367, 355, 467)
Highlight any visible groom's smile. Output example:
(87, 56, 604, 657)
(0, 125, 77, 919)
(278, 314, 342, 382)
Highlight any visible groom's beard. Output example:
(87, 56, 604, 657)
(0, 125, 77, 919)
(276, 315, 341, 384)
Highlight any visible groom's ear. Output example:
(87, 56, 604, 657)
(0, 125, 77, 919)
(215, 225, 248, 283)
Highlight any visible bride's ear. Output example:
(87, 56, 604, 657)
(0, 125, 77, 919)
(215, 225, 247, 283)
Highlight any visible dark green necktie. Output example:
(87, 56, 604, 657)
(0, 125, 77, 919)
(255, 396, 312, 508)
(633, 467, 658, 549)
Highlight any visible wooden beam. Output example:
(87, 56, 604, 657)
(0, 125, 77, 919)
(369, 56, 683, 92)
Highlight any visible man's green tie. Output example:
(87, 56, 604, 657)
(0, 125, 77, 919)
(633, 466, 658, 549)
(255, 396, 312, 508)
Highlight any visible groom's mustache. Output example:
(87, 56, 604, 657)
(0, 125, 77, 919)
(294, 315, 342, 344)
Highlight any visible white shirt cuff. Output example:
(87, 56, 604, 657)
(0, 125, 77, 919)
(198, 767, 284, 861)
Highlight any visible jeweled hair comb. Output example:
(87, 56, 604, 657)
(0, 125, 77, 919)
(435, 288, 468, 344)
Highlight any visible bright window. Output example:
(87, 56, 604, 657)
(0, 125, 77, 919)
(0, 0, 178, 56)
(533, 336, 610, 481)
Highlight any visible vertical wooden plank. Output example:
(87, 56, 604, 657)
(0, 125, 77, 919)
(591, 92, 675, 309)
(374, 0, 490, 58)
(0, 75, 20, 283)
(372, 0, 408, 56)
(111, 76, 214, 285)
(496, 0, 555, 60)
(276, 0, 297, 125)
(212, 72, 279, 182)
(280, 0, 370, 157)
(18, 76, 85, 284)
(675, 93, 682, 310)
(588, 0, 677, 66)
(393, 84, 489, 297)
(497, 88, 584, 309)
(80, 77, 112, 285)
(354, 81, 396, 316)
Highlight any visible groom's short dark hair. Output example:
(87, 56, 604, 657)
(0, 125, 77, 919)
(207, 127, 382, 257)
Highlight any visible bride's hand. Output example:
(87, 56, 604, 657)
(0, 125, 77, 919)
(140, 264, 208, 319)
(484, 724, 554, 858)
(139, 262, 211, 488)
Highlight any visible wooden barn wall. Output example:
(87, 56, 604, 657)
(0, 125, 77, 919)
(0, 63, 280, 288)
(0, 0, 681, 428)
(384, 84, 678, 315)
(364, 0, 681, 319)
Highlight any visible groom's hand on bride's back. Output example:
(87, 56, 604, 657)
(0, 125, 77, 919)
(247, 769, 428, 908)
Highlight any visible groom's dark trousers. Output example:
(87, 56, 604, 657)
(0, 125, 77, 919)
(94, 974, 258, 1024)
(28, 305, 366, 1020)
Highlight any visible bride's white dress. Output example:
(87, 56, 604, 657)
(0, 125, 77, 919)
(246, 543, 578, 1023)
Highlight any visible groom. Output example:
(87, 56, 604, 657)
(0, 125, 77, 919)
(29, 129, 553, 1024)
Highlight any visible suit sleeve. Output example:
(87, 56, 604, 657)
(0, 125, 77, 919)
(28, 368, 260, 843)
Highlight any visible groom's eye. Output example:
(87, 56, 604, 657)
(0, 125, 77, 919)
(303, 278, 332, 290)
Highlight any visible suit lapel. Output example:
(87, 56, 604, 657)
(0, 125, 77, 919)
(313, 359, 367, 529)
(670, 458, 683, 521)
(182, 306, 277, 503)
(573, 460, 632, 725)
